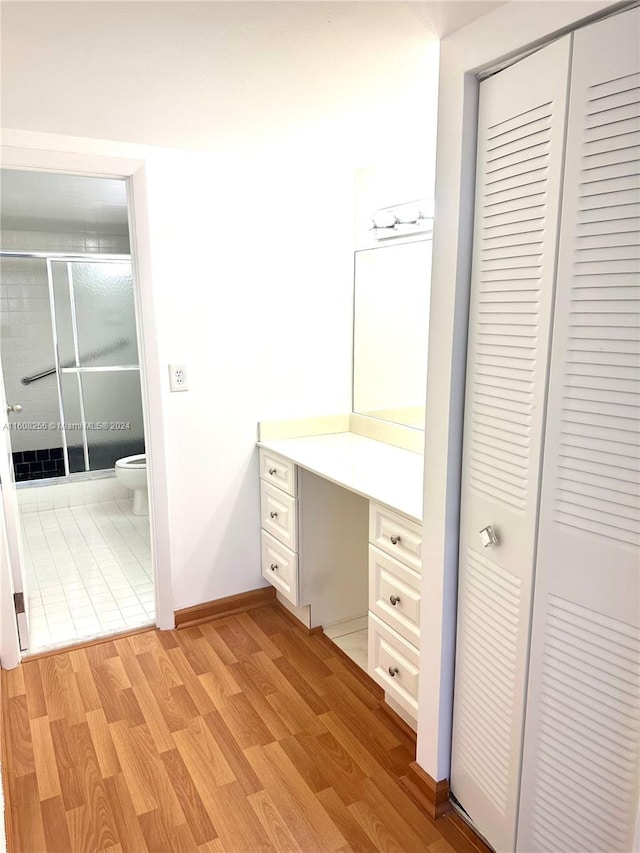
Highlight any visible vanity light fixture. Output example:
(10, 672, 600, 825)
(370, 198, 433, 240)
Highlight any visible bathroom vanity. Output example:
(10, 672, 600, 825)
(257, 173, 432, 728)
(258, 422, 424, 726)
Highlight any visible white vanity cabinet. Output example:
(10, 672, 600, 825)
(259, 451, 300, 605)
(257, 433, 424, 726)
(258, 445, 369, 622)
(368, 503, 422, 722)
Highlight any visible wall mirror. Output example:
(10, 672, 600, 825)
(352, 237, 432, 429)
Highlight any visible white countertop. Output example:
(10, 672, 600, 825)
(258, 432, 424, 522)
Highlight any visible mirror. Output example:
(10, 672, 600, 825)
(353, 238, 432, 429)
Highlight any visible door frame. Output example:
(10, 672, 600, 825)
(0, 351, 32, 651)
(0, 498, 20, 669)
(0, 131, 175, 665)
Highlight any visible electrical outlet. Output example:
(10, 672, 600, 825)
(169, 364, 189, 392)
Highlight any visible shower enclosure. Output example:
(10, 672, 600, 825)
(0, 252, 145, 480)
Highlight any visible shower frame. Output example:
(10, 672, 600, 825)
(0, 249, 141, 479)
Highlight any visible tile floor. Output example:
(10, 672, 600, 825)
(324, 615, 368, 670)
(20, 497, 154, 653)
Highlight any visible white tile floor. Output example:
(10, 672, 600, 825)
(21, 497, 154, 654)
(324, 616, 368, 671)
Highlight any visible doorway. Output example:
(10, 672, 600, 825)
(0, 169, 154, 653)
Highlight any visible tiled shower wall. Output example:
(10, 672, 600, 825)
(0, 228, 130, 455)
(12, 447, 66, 482)
(1, 254, 58, 452)
(0, 229, 130, 255)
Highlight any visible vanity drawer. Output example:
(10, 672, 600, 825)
(368, 612, 419, 720)
(369, 545, 421, 648)
(261, 531, 299, 606)
(369, 503, 422, 573)
(259, 449, 297, 497)
(260, 481, 298, 550)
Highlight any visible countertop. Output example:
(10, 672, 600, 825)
(258, 431, 424, 522)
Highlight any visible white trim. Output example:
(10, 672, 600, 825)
(475, 0, 636, 80)
(0, 131, 175, 653)
(59, 366, 140, 373)
(127, 166, 174, 630)
(0, 490, 20, 670)
(0, 251, 130, 261)
(417, 0, 621, 784)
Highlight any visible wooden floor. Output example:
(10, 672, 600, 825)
(2, 604, 486, 853)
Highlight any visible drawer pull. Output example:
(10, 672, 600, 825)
(388, 666, 399, 677)
(268, 467, 277, 475)
(390, 534, 401, 545)
(389, 594, 400, 606)
(270, 511, 278, 519)
(270, 563, 278, 572)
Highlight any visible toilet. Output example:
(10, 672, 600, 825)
(114, 454, 148, 516)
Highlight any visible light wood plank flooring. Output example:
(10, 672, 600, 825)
(2, 604, 486, 852)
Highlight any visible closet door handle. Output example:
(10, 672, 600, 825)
(388, 666, 399, 677)
(389, 594, 400, 606)
(390, 534, 401, 545)
(270, 511, 278, 519)
(479, 525, 499, 547)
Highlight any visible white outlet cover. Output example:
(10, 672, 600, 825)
(169, 363, 189, 392)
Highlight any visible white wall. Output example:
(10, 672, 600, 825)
(0, 4, 441, 615)
(141, 144, 358, 609)
(146, 112, 445, 611)
(1, 114, 440, 616)
(0, 136, 357, 614)
(142, 134, 438, 610)
(418, 0, 619, 784)
(0, 1, 476, 152)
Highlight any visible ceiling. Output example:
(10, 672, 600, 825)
(0, 170, 129, 234)
(1, 1, 505, 152)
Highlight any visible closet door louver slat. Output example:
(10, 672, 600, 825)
(517, 10, 640, 852)
(451, 38, 572, 853)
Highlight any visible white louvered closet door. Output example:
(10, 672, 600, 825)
(517, 9, 640, 852)
(451, 38, 572, 852)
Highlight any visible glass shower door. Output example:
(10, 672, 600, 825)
(50, 259, 145, 472)
(0, 255, 66, 481)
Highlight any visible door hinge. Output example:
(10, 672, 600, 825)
(13, 592, 25, 615)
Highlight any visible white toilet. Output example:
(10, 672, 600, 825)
(114, 454, 148, 516)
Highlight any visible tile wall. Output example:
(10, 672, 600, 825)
(0, 253, 60, 452)
(0, 229, 130, 254)
(12, 446, 65, 481)
(0, 228, 130, 457)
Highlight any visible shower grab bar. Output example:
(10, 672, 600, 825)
(22, 368, 57, 385)
(21, 337, 132, 385)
